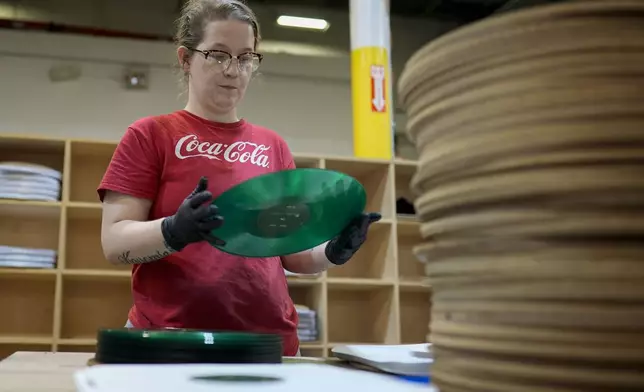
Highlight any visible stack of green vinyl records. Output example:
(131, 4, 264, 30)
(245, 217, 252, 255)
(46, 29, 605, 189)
(95, 328, 283, 364)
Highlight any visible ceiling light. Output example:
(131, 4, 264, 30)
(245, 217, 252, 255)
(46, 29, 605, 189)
(276, 15, 329, 31)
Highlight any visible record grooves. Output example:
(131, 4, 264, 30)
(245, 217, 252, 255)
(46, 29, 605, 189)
(211, 168, 367, 257)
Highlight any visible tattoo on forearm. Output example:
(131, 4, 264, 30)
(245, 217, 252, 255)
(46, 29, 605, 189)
(117, 241, 175, 265)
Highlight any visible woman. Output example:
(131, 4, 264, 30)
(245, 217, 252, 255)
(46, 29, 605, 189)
(97, 0, 380, 357)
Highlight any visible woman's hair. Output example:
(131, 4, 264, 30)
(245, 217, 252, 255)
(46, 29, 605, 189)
(174, 0, 261, 81)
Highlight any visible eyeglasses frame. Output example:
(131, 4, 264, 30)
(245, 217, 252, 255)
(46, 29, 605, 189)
(186, 47, 264, 73)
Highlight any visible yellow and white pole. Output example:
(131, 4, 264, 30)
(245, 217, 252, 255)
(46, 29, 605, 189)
(350, 0, 393, 160)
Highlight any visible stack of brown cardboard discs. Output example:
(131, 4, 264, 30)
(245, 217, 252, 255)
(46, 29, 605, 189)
(398, 1, 644, 391)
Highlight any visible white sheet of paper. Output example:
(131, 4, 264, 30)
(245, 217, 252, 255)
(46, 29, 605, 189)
(74, 363, 430, 392)
(331, 343, 432, 376)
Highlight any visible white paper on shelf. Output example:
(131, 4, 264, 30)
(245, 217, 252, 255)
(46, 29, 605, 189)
(331, 343, 433, 377)
(0, 245, 57, 257)
(0, 162, 62, 180)
(74, 363, 429, 392)
(0, 173, 61, 187)
(0, 181, 60, 194)
(0, 191, 60, 201)
(0, 162, 62, 202)
(0, 260, 56, 269)
(0, 254, 56, 264)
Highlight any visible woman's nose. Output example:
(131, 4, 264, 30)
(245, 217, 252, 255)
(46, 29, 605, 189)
(223, 59, 240, 78)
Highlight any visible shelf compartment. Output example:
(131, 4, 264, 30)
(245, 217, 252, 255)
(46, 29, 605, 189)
(327, 278, 394, 289)
(65, 204, 129, 271)
(324, 158, 393, 219)
(0, 268, 56, 278)
(0, 343, 52, 360)
(286, 275, 322, 285)
(62, 269, 130, 280)
(0, 136, 65, 177)
(60, 275, 132, 340)
(289, 281, 323, 344)
(327, 221, 395, 280)
(327, 284, 396, 344)
(0, 200, 61, 216)
(397, 221, 426, 283)
(288, 282, 323, 310)
(69, 141, 116, 203)
(399, 281, 431, 292)
(0, 200, 61, 254)
(299, 347, 324, 357)
(294, 155, 322, 169)
(0, 274, 56, 338)
(394, 160, 417, 206)
(399, 289, 432, 344)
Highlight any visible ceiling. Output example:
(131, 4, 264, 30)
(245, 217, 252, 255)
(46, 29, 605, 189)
(248, 0, 570, 23)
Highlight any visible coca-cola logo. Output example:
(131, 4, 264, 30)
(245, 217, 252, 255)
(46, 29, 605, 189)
(174, 134, 271, 168)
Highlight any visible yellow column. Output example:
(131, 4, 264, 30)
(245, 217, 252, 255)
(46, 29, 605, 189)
(350, 0, 393, 160)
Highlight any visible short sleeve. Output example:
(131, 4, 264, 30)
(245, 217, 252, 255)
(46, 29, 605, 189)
(97, 125, 161, 202)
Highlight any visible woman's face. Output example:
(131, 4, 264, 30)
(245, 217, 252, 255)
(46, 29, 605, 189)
(183, 19, 256, 117)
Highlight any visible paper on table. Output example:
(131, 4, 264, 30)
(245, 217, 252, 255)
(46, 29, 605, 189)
(331, 343, 432, 376)
(74, 363, 430, 392)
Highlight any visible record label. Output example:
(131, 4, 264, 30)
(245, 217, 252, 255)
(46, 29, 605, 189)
(193, 374, 283, 383)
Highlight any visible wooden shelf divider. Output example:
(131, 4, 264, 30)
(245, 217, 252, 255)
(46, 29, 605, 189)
(0, 134, 431, 359)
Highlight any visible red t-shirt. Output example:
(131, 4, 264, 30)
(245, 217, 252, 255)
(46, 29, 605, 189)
(97, 110, 299, 356)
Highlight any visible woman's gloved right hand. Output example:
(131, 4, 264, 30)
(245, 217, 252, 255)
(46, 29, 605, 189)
(161, 176, 225, 251)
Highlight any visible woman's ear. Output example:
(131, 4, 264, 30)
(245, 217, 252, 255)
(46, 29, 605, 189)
(176, 46, 191, 73)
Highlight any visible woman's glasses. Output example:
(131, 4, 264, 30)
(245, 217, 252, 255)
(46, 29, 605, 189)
(188, 48, 263, 73)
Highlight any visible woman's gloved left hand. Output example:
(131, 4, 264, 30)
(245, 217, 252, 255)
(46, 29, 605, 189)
(324, 212, 382, 265)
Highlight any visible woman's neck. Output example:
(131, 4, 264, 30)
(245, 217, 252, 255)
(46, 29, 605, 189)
(184, 99, 239, 124)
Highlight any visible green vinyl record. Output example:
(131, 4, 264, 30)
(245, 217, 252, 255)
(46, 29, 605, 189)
(210, 168, 367, 257)
(95, 328, 283, 364)
(97, 328, 282, 348)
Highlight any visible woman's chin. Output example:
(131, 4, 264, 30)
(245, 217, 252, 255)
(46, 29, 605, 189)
(210, 99, 238, 114)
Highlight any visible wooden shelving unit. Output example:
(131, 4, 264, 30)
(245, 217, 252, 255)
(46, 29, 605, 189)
(0, 134, 431, 360)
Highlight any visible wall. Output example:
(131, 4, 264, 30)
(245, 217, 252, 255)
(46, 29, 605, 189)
(0, 0, 456, 156)
(0, 29, 350, 155)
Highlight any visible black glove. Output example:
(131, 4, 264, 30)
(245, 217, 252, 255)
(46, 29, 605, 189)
(325, 212, 382, 265)
(161, 177, 225, 251)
